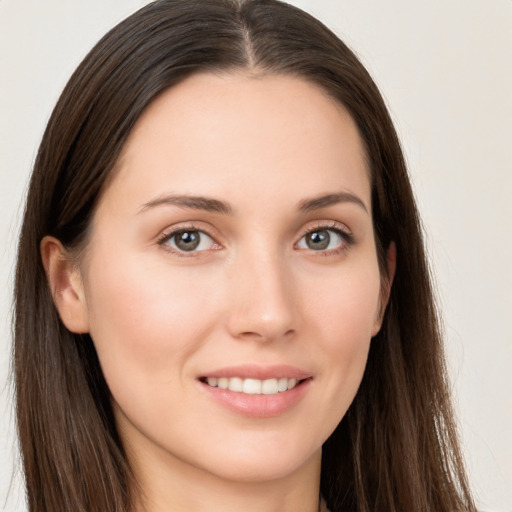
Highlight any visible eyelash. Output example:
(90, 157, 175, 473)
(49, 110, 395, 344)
(157, 221, 354, 257)
(296, 221, 354, 256)
(157, 224, 219, 258)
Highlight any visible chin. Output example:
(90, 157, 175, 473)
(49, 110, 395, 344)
(197, 441, 322, 484)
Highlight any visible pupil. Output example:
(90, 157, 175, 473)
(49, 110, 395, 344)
(307, 230, 330, 250)
(176, 231, 200, 251)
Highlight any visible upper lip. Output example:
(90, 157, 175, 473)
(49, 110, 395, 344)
(200, 364, 312, 381)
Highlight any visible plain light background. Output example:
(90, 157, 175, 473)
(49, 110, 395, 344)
(1, 1, 510, 511)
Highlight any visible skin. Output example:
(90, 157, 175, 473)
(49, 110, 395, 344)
(43, 73, 395, 512)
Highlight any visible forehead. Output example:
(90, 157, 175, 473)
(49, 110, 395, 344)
(102, 72, 370, 213)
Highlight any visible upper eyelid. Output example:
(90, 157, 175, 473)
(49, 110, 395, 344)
(157, 226, 220, 257)
(295, 221, 355, 251)
(157, 222, 220, 243)
(298, 220, 352, 237)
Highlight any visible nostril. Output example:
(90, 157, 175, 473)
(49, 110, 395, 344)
(237, 328, 295, 342)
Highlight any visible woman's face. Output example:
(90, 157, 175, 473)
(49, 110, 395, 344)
(76, 73, 388, 485)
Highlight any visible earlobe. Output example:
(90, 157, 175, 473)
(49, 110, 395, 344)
(40, 236, 90, 333)
(372, 242, 397, 337)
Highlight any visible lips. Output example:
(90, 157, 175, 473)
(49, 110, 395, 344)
(200, 364, 311, 381)
(198, 365, 312, 417)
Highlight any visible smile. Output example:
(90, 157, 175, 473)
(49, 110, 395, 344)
(198, 365, 312, 417)
(204, 377, 300, 395)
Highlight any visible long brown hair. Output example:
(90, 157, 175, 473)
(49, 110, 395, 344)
(14, 1, 476, 511)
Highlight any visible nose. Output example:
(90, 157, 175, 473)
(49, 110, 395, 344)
(225, 247, 297, 343)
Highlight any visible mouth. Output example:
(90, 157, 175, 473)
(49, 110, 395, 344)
(197, 365, 313, 417)
(199, 376, 307, 395)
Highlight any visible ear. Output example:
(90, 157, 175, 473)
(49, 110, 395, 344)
(372, 242, 396, 337)
(40, 236, 90, 333)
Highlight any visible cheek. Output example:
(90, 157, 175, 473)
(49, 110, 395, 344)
(307, 260, 382, 346)
(83, 253, 222, 385)
(303, 261, 381, 414)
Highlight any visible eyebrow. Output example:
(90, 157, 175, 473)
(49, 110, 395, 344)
(139, 194, 232, 215)
(138, 191, 368, 216)
(298, 192, 368, 214)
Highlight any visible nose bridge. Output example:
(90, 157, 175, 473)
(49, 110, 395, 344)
(226, 236, 296, 341)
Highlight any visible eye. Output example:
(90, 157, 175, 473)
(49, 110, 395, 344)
(297, 227, 348, 252)
(160, 229, 216, 253)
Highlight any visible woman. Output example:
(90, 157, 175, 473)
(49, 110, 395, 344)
(14, 0, 476, 511)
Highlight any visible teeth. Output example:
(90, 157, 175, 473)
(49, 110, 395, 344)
(229, 377, 243, 392)
(277, 377, 288, 392)
(261, 378, 278, 395)
(205, 376, 301, 395)
(243, 378, 261, 394)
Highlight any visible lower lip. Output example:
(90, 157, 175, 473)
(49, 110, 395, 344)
(199, 379, 312, 418)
